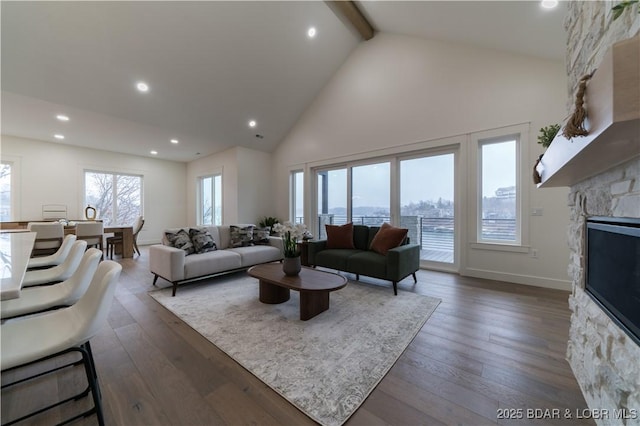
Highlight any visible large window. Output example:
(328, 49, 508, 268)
(291, 170, 304, 223)
(0, 162, 12, 221)
(478, 136, 519, 244)
(199, 174, 222, 226)
(85, 171, 142, 226)
(312, 153, 457, 267)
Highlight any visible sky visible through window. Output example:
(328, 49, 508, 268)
(320, 151, 512, 208)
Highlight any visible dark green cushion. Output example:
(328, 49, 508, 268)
(315, 249, 361, 271)
(353, 225, 370, 250)
(367, 226, 380, 249)
(347, 250, 387, 279)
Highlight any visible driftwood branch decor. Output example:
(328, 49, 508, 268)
(562, 71, 595, 139)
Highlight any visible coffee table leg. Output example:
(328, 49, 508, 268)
(300, 290, 330, 321)
(259, 281, 290, 304)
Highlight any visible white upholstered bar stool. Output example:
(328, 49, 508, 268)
(2, 248, 102, 320)
(22, 240, 87, 287)
(27, 234, 77, 270)
(1, 261, 122, 426)
(27, 221, 64, 256)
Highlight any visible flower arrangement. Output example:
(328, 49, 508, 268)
(272, 221, 309, 258)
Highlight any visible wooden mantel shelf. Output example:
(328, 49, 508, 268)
(538, 35, 639, 188)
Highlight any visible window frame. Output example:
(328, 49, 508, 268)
(197, 173, 223, 226)
(290, 170, 304, 224)
(83, 169, 143, 226)
(0, 161, 13, 221)
(470, 124, 529, 250)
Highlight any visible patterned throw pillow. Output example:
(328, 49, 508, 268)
(230, 225, 254, 248)
(165, 229, 195, 255)
(252, 227, 271, 245)
(189, 228, 217, 254)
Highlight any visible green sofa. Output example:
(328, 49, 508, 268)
(307, 224, 420, 295)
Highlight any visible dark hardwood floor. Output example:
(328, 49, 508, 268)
(1, 246, 593, 425)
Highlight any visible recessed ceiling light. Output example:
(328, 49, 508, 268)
(150, 150, 158, 155)
(136, 81, 150, 92)
(170, 139, 179, 144)
(307, 27, 317, 38)
(541, 0, 558, 9)
(56, 114, 69, 121)
(54, 134, 65, 140)
(248, 120, 257, 128)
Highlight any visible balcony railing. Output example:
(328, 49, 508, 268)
(300, 215, 516, 264)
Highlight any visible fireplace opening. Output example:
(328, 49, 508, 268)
(586, 217, 640, 345)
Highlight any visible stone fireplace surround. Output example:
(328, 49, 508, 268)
(558, 3, 639, 424)
(566, 157, 640, 420)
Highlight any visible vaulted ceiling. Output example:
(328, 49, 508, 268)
(1, 1, 567, 162)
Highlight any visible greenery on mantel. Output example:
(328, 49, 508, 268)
(537, 124, 561, 148)
(612, 0, 639, 20)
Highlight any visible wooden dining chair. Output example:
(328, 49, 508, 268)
(106, 216, 144, 259)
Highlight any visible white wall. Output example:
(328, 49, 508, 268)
(236, 147, 274, 224)
(272, 32, 572, 289)
(187, 146, 238, 225)
(1, 135, 187, 244)
(186, 146, 273, 225)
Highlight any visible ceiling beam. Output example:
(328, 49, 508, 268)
(326, 1, 375, 41)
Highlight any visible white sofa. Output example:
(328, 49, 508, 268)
(149, 225, 283, 296)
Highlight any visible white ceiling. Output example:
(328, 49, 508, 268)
(1, 1, 567, 163)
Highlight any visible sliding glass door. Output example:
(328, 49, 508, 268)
(316, 168, 347, 239)
(313, 150, 457, 268)
(400, 153, 455, 265)
(351, 162, 390, 226)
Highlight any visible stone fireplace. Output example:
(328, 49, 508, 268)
(566, 157, 640, 419)
(548, 2, 640, 423)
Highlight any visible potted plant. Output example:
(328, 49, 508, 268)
(537, 124, 561, 148)
(272, 221, 308, 276)
(258, 216, 280, 235)
(533, 124, 561, 184)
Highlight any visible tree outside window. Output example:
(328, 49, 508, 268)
(85, 171, 142, 226)
(199, 174, 222, 226)
(0, 163, 11, 221)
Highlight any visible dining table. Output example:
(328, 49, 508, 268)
(64, 224, 134, 258)
(0, 221, 135, 259)
(103, 226, 134, 258)
(0, 231, 36, 300)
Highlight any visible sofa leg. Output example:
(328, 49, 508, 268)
(152, 274, 159, 286)
(412, 272, 417, 283)
(172, 283, 178, 297)
(392, 281, 398, 296)
(356, 274, 360, 281)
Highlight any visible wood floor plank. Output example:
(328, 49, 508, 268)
(1, 246, 593, 425)
(113, 322, 226, 425)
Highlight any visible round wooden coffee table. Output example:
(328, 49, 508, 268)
(247, 263, 347, 321)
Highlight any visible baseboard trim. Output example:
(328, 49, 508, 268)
(462, 267, 572, 291)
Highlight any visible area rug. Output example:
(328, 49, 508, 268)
(149, 274, 440, 426)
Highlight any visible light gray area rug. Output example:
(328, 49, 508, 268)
(149, 274, 440, 426)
